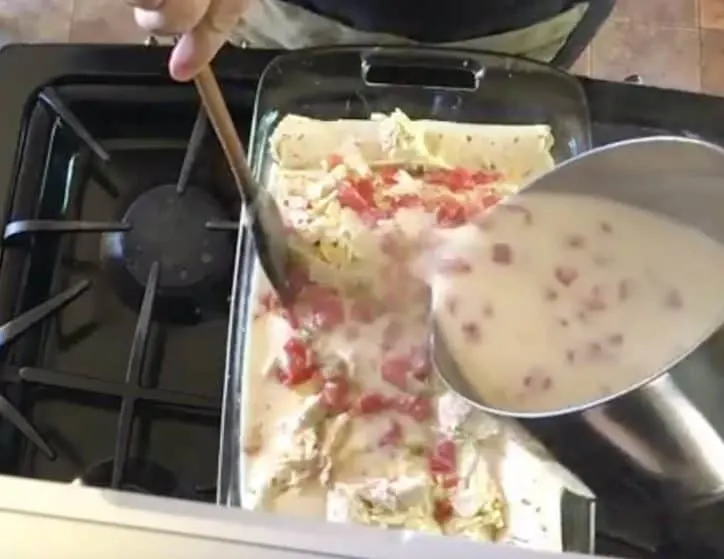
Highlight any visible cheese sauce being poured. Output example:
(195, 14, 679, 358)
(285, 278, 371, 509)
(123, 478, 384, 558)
(433, 192, 724, 414)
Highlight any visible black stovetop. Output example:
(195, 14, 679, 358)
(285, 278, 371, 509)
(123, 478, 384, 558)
(0, 54, 261, 500)
(3, 43, 724, 556)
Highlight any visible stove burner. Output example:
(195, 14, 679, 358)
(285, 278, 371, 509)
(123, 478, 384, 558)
(123, 185, 230, 288)
(101, 184, 235, 323)
(74, 458, 180, 496)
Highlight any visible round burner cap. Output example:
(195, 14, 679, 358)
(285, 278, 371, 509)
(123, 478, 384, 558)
(120, 184, 232, 289)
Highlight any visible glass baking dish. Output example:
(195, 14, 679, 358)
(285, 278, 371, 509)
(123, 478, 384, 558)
(219, 45, 594, 553)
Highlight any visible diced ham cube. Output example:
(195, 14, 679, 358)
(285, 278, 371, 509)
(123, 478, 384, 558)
(491, 242, 513, 265)
(554, 265, 578, 287)
(461, 322, 482, 343)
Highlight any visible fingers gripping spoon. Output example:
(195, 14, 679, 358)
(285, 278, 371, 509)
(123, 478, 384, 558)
(193, 65, 294, 304)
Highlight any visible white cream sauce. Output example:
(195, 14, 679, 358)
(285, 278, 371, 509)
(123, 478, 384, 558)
(239, 115, 595, 550)
(242, 280, 434, 517)
(433, 192, 724, 413)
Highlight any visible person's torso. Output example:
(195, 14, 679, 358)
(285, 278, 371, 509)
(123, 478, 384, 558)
(279, 0, 573, 42)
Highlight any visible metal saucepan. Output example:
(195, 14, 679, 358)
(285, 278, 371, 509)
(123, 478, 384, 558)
(432, 136, 724, 523)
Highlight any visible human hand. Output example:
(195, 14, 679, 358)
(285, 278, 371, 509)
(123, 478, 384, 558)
(128, 0, 250, 81)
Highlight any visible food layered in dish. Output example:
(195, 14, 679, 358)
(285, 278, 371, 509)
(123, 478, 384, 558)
(240, 110, 591, 551)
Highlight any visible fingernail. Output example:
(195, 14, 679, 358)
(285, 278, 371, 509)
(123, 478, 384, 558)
(170, 60, 194, 82)
(170, 47, 196, 81)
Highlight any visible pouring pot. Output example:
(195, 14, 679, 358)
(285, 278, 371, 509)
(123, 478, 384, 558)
(517, 331, 724, 549)
(525, 348, 724, 504)
(435, 137, 724, 512)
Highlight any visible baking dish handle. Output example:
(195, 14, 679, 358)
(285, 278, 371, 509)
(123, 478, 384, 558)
(360, 49, 485, 91)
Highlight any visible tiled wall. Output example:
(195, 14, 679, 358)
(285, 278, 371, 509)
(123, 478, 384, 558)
(0, 0, 722, 95)
(574, 0, 724, 94)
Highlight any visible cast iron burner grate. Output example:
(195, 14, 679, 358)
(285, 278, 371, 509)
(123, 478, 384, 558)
(75, 457, 180, 495)
(0, 81, 250, 500)
(73, 456, 217, 499)
(101, 182, 235, 324)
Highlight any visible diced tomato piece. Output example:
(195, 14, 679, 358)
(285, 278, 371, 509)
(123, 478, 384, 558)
(278, 337, 317, 387)
(409, 396, 433, 421)
(350, 177, 377, 205)
(381, 356, 410, 391)
(278, 363, 317, 387)
(312, 295, 345, 330)
(429, 439, 457, 475)
(337, 174, 390, 225)
(316, 302, 345, 329)
(300, 284, 345, 330)
(354, 392, 391, 414)
(379, 420, 403, 447)
(426, 168, 501, 192)
(394, 395, 432, 421)
(321, 377, 350, 413)
(434, 498, 454, 525)
(324, 153, 344, 169)
(435, 199, 467, 228)
(481, 193, 502, 208)
(471, 170, 502, 185)
(425, 169, 465, 190)
(425, 168, 474, 192)
(448, 168, 476, 191)
(391, 194, 423, 210)
(381, 346, 431, 391)
(284, 337, 311, 372)
(338, 184, 371, 213)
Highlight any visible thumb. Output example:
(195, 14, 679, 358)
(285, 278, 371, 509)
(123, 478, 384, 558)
(169, 0, 250, 81)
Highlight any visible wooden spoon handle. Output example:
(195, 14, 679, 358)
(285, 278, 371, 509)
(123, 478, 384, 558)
(193, 64, 256, 204)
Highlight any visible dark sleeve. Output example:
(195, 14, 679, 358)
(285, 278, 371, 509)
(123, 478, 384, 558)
(281, 0, 572, 42)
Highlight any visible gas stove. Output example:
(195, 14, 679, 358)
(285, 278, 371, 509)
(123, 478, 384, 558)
(0, 97, 232, 497)
(3, 43, 724, 558)
(0, 48, 267, 501)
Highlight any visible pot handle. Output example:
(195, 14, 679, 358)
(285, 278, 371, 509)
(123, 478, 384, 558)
(360, 49, 484, 91)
